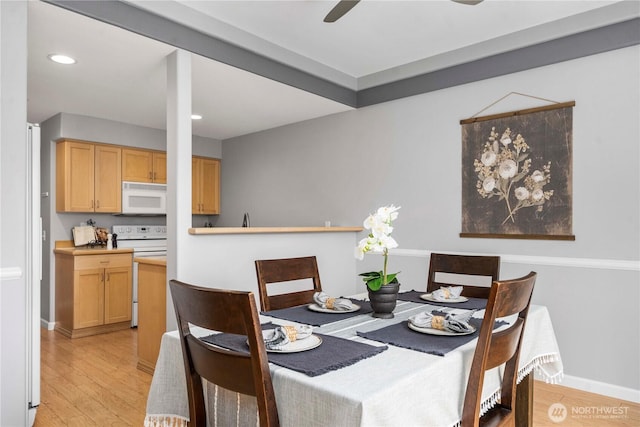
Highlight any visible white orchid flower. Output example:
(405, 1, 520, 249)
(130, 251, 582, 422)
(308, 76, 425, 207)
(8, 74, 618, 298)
(354, 246, 365, 260)
(370, 221, 392, 239)
(376, 205, 400, 222)
(378, 234, 398, 250)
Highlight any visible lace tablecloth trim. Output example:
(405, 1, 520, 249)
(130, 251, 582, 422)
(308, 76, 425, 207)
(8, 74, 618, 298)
(449, 352, 563, 426)
(518, 352, 563, 384)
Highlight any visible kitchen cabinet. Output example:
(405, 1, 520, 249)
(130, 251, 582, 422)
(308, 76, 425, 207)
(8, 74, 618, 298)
(192, 156, 220, 214)
(56, 139, 122, 213)
(136, 257, 166, 374)
(54, 247, 133, 338)
(122, 148, 166, 183)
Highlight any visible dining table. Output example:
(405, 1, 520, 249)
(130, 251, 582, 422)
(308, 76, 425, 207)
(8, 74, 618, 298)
(144, 290, 563, 427)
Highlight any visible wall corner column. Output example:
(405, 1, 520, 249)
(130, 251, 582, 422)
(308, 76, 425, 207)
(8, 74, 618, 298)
(165, 49, 192, 331)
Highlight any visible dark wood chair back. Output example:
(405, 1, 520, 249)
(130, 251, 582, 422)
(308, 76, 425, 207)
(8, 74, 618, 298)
(427, 253, 501, 299)
(255, 256, 322, 311)
(461, 271, 537, 427)
(169, 280, 279, 427)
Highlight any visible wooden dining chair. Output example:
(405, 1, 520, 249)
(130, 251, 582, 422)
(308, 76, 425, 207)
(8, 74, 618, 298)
(255, 256, 322, 311)
(169, 280, 279, 427)
(461, 271, 537, 427)
(427, 253, 501, 299)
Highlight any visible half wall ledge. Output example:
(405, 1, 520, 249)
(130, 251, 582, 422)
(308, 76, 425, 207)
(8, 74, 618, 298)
(189, 226, 363, 235)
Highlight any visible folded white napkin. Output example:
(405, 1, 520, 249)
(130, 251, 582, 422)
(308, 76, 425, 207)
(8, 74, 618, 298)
(263, 325, 313, 351)
(409, 310, 475, 334)
(313, 292, 355, 311)
(431, 285, 463, 301)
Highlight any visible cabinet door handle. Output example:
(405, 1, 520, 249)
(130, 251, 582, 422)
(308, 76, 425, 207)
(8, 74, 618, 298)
(91, 200, 94, 208)
(96, 200, 100, 208)
(153, 172, 157, 180)
(106, 273, 110, 282)
(101, 273, 105, 282)
(149, 171, 153, 179)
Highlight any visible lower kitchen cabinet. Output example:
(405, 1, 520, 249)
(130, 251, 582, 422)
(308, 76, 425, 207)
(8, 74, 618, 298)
(55, 247, 133, 338)
(136, 258, 166, 374)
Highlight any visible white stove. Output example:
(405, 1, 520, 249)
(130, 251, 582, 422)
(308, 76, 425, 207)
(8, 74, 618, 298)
(112, 225, 167, 327)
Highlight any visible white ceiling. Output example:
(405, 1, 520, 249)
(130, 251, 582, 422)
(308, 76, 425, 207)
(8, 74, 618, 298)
(27, 0, 633, 140)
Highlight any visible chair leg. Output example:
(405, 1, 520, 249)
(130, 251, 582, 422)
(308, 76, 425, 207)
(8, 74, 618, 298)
(515, 373, 533, 426)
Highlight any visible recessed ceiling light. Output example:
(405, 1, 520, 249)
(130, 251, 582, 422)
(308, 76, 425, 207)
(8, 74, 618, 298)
(191, 114, 203, 120)
(48, 54, 76, 65)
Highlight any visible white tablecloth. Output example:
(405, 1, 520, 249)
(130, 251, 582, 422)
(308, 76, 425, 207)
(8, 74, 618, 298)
(145, 301, 562, 427)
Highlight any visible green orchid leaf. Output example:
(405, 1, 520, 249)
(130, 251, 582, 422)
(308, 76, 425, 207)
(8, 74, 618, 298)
(359, 271, 383, 278)
(385, 273, 398, 283)
(366, 276, 383, 291)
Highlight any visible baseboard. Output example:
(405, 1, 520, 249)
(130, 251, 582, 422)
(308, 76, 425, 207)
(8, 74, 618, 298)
(539, 372, 640, 403)
(41, 318, 55, 330)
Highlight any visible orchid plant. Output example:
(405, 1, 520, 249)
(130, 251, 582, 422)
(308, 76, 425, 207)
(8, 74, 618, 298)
(355, 205, 400, 291)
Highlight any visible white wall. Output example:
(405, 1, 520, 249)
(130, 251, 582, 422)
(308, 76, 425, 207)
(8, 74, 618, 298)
(218, 46, 640, 398)
(170, 231, 359, 331)
(0, 1, 30, 424)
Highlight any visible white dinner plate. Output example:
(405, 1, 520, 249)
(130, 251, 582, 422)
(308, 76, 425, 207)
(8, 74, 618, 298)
(264, 334, 323, 353)
(408, 321, 476, 336)
(307, 303, 360, 313)
(420, 293, 469, 303)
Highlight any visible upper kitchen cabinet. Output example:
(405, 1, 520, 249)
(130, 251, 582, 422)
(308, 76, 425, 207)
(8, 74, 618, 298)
(56, 140, 122, 213)
(192, 156, 220, 215)
(122, 148, 166, 183)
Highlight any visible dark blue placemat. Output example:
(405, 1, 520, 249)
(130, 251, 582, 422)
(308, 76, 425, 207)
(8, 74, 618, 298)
(397, 290, 487, 310)
(357, 318, 506, 356)
(202, 323, 387, 377)
(263, 298, 373, 326)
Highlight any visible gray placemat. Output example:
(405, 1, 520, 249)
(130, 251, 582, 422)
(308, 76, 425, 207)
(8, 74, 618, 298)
(397, 290, 487, 310)
(357, 318, 506, 356)
(202, 324, 387, 377)
(263, 298, 373, 326)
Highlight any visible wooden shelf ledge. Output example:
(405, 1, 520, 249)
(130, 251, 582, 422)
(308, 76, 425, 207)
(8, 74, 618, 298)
(189, 226, 363, 235)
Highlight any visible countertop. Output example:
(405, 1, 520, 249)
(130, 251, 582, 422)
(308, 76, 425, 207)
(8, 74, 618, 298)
(53, 246, 133, 256)
(189, 226, 363, 235)
(134, 256, 166, 267)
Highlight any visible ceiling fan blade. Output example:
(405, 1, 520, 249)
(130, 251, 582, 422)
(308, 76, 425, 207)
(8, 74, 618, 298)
(450, 0, 484, 4)
(324, 0, 361, 23)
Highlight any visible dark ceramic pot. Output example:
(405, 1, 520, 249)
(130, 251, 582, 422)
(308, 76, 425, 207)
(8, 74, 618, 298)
(368, 282, 400, 319)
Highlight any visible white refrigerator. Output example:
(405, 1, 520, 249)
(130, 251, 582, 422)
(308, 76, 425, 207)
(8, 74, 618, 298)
(27, 123, 41, 425)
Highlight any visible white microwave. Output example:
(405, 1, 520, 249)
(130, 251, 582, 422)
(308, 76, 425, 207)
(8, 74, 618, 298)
(121, 181, 167, 215)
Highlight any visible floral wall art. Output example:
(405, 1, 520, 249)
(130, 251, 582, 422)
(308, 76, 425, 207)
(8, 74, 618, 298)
(460, 102, 575, 240)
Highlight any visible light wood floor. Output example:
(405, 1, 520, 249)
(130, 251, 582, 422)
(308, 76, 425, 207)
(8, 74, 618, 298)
(35, 327, 151, 426)
(35, 327, 639, 426)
